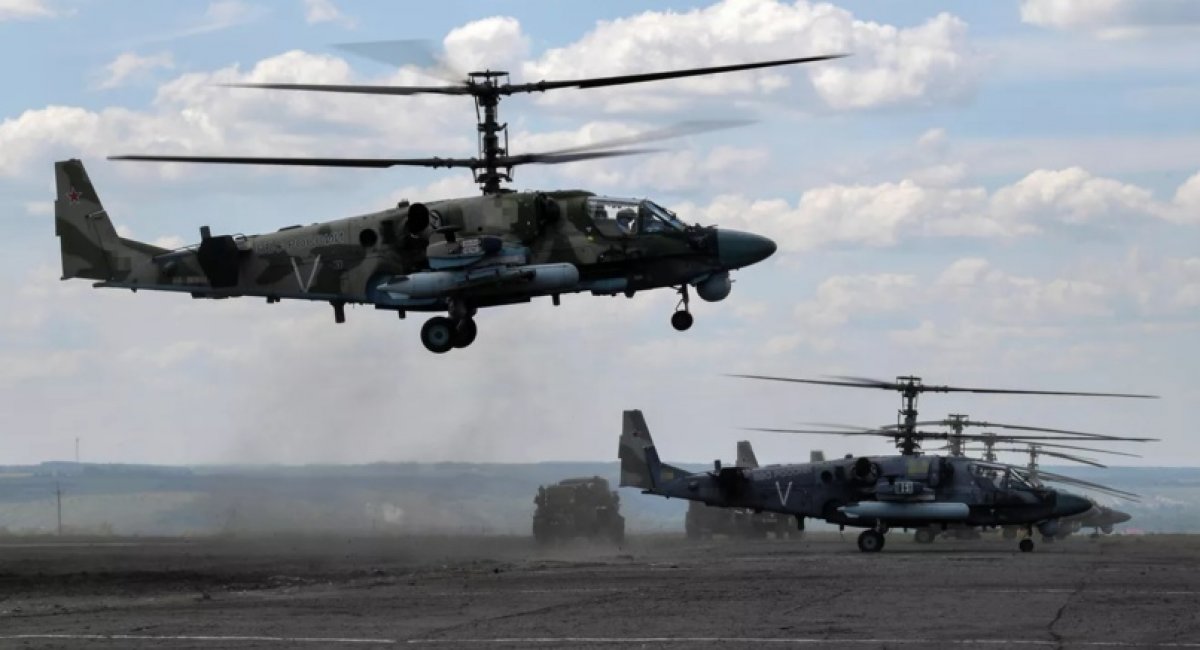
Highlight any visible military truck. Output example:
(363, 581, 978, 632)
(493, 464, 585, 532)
(533, 476, 625, 544)
(685, 501, 800, 540)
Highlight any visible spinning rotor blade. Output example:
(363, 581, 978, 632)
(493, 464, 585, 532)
(223, 54, 848, 98)
(963, 440, 1142, 457)
(890, 419, 1158, 441)
(541, 119, 752, 156)
(1029, 470, 1141, 501)
(732, 374, 1158, 399)
(222, 81, 474, 96)
(110, 149, 654, 169)
(504, 54, 849, 93)
(333, 39, 466, 82)
(108, 155, 477, 168)
(500, 149, 656, 166)
(745, 427, 1132, 442)
(988, 447, 1107, 468)
(730, 375, 898, 390)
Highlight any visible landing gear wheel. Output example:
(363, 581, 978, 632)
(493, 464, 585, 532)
(857, 530, 885, 553)
(671, 285, 693, 331)
(1019, 538, 1035, 553)
(420, 316, 455, 354)
(914, 528, 935, 544)
(452, 318, 477, 348)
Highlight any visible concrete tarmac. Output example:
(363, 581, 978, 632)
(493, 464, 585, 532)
(2, 532, 1198, 648)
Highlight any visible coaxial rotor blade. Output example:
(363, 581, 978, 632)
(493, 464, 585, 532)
(110, 149, 655, 169)
(541, 119, 752, 156)
(989, 447, 1107, 468)
(797, 422, 880, 432)
(504, 54, 849, 94)
(742, 427, 893, 436)
(729, 375, 899, 390)
(499, 149, 658, 166)
(910, 385, 1155, 398)
(891, 422, 1159, 442)
(964, 420, 1154, 440)
(984, 441, 1142, 457)
(333, 39, 466, 82)
(1035, 451, 1107, 468)
(730, 374, 1157, 398)
(109, 155, 479, 168)
(222, 81, 474, 96)
(922, 431, 1149, 442)
(884, 419, 1150, 439)
(222, 54, 847, 98)
(1030, 470, 1141, 501)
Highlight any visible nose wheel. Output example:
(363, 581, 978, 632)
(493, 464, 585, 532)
(671, 285, 694, 331)
(1019, 538, 1035, 553)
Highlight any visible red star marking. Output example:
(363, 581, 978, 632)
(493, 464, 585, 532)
(67, 188, 81, 204)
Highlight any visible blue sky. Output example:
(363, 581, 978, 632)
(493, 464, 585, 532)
(1, 0, 1197, 471)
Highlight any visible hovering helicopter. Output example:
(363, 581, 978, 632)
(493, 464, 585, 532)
(54, 54, 847, 353)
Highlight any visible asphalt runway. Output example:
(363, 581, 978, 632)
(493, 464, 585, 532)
(2, 532, 1199, 648)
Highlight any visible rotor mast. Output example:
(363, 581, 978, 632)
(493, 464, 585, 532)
(470, 71, 511, 195)
(894, 376, 923, 455)
(945, 413, 969, 456)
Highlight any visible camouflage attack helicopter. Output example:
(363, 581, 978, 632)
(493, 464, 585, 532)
(730, 375, 1155, 550)
(617, 375, 1156, 553)
(54, 54, 846, 353)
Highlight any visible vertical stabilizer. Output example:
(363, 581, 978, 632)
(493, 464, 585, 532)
(54, 159, 162, 281)
(736, 440, 759, 469)
(617, 410, 688, 489)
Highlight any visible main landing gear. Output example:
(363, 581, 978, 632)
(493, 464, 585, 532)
(857, 527, 887, 553)
(420, 299, 478, 353)
(671, 285, 694, 331)
(1019, 526, 1035, 552)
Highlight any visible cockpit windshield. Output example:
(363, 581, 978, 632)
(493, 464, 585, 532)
(641, 200, 686, 233)
(586, 197, 686, 236)
(1005, 469, 1036, 490)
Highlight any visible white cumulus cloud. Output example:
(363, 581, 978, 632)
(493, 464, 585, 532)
(520, 0, 983, 112)
(302, 0, 354, 27)
(96, 52, 175, 90)
(1020, 0, 1200, 38)
(0, 0, 55, 21)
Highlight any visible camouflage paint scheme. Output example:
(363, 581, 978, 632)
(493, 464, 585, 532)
(54, 159, 773, 316)
(618, 410, 1096, 552)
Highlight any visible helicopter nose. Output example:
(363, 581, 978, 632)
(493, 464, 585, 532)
(717, 229, 777, 269)
(1112, 510, 1132, 524)
(1054, 492, 1093, 518)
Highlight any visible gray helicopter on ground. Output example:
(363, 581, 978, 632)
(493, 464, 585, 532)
(620, 408, 1101, 553)
(619, 375, 1157, 552)
(726, 375, 1155, 549)
(896, 421, 1142, 543)
(959, 438, 1139, 541)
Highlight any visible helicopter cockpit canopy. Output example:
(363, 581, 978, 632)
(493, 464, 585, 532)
(968, 462, 1037, 491)
(587, 197, 687, 237)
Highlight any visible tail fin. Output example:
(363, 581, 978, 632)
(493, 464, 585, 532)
(736, 440, 759, 469)
(618, 410, 688, 489)
(810, 450, 825, 463)
(54, 159, 163, 281)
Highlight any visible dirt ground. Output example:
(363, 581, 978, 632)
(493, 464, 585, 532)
(1, 532, 1199, 648)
